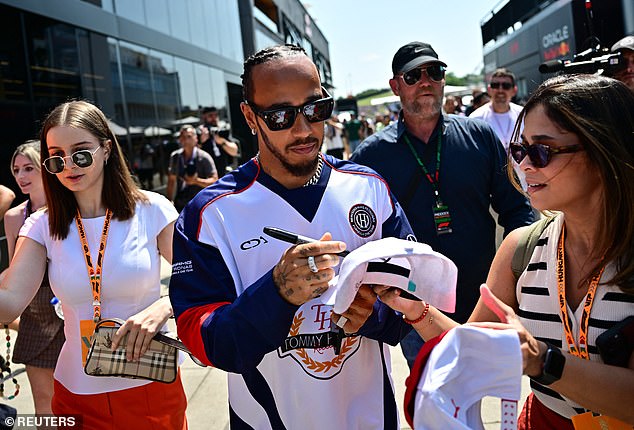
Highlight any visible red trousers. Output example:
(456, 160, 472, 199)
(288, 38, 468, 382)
(518, 393, 574, 430)
(52, 374, 187, 430)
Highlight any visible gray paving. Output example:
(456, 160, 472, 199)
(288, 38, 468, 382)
(4, 259, 529, 429)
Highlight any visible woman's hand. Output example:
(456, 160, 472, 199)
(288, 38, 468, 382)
(373, 285, 426, 322)
(111, 297, 173, 362)
(331, 285, 377, 333)
(469, 284, 545, 376)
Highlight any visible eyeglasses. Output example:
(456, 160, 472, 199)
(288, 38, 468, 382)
(43, 146, 102, 174)
(247, 87, 334, 131)
(510, 141, 583, 168)
(490, 82, 514, 90)
(401, 65, 446, 85)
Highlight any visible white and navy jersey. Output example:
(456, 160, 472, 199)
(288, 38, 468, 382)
(170, 154, 415, 429)
(516, 214, 634, 419)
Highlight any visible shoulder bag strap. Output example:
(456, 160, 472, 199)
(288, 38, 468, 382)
(511, 216, 557, 281)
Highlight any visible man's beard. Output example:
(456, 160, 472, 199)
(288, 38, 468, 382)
(403, 93, 442, 120)
(257, 121, 320, 177)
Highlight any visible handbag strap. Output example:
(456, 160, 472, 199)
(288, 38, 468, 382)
(95, 318, 206, 367)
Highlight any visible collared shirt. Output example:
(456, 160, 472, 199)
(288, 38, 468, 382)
(352, 113, 534, 322)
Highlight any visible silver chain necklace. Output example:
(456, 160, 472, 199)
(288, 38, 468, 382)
(303, 156, 323, 187)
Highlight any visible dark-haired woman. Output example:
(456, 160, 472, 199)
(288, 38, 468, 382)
(0, 101, 186, 429)
(377, 75, 634, 428)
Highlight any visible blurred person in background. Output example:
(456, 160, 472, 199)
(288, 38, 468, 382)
(611, 35, 634, 91)
(3, 140, 64, 415)
(0, 185, 15, 219)
(167, 124, 217, 212)
(199, 106, 239, 177)
(323, 114, 346, 159)
(470, 68, 523, 151)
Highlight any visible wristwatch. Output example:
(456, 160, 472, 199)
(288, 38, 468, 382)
(531, 344, 565, 386)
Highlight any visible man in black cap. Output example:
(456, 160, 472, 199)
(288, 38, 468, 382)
(351, 41, 534, 367)
(611, 35, 634, 91)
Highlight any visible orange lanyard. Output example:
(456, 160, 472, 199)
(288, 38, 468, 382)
(556, 225, 604, 359)
(75, 208, 113, 322)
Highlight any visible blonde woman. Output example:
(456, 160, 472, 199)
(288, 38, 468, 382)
(3, 141, 64, 415)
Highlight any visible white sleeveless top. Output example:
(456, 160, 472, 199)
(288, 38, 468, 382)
(516, 213, 634, 418)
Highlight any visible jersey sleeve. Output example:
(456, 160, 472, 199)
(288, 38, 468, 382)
(169, 202, 299, 373)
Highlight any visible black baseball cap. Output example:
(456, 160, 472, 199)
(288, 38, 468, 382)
(392, 42, 447, 75)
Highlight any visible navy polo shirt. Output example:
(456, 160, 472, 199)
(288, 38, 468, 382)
(352, 113, 534, 322)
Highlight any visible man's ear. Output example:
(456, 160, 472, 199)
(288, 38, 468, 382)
(240, 102, 257, 130)
(389, 78, 400, 97)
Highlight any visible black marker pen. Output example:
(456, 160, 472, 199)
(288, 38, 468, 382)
(263, 226, 350, 257)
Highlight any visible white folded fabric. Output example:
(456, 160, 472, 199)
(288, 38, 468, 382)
(320, 237, 457, 314)
(413, 326, 523, 430)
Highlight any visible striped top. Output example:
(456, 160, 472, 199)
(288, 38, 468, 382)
(516, 213, 634, 419)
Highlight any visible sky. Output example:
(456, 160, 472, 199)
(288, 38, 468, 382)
(302, 0, 504, 97)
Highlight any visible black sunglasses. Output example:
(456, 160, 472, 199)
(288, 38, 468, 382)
(43, 146, 102, 174)
(490, 82, 513, 90)
(510, 141, 583, 168)
(247, 87, 334, 131)
(401, 65, 446, 85)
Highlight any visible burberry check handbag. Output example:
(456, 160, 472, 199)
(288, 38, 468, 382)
(84, 318, 203, 383)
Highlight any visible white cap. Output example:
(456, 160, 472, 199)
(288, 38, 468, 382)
(320, 237, 457, 314)
(412, 326, 523, 429)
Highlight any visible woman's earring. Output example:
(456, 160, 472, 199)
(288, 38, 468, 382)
(250, 128, 256, 136)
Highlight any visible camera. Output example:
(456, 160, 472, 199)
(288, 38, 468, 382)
(539, 46, 625, 75)
(204, 123, 231, 139)
(596, 316, 634, 368)
(185, 163, 197, 176)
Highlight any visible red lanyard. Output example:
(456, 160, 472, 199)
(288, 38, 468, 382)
(75, 209, 113, 322)
(556, 225, 604, 359)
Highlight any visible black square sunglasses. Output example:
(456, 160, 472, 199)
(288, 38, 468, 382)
(247, 87, 334, 131)
(401, 64, 446, 85)
(490, 82, 514, 90)
(510, 141, 583, 168)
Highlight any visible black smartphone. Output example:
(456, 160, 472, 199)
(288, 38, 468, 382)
(596, 316, 634, 368)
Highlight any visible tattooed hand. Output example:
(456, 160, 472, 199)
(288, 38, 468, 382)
(272, 232, 346, 306)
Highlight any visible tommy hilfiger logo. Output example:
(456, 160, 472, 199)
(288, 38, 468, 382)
(278, 305, 360, 379)
(349, 204, 377, 238)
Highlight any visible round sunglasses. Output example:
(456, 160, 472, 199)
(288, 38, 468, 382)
(43, 146, 102, 174)
(510, 141, 583, 168)
(247, 87, 334, 131)
(401, 64, 446, 85)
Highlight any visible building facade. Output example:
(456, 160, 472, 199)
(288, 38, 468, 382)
(480, 0, 633, 101)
